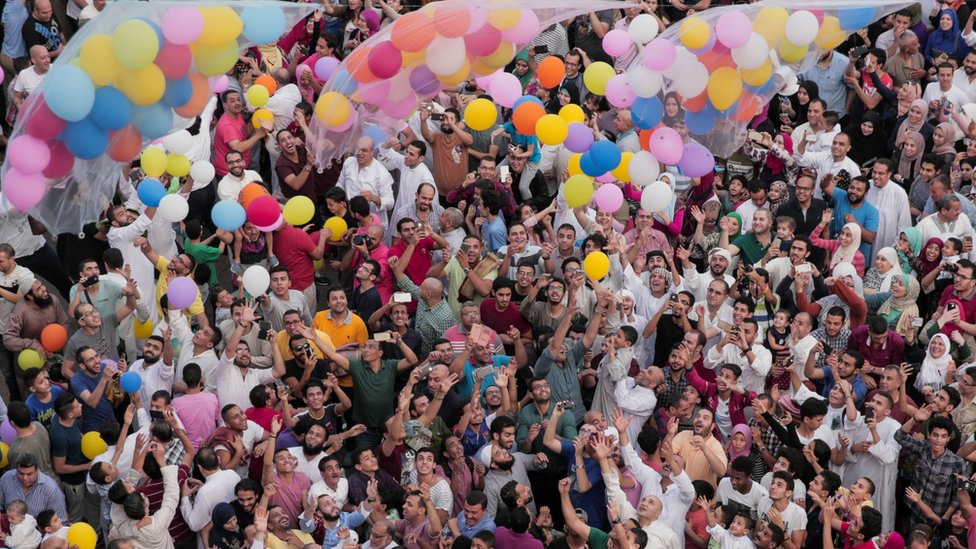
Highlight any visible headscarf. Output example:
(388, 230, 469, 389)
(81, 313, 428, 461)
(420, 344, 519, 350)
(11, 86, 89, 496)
(845, 111, 888, 164)
(831, 223, 862, 269)
(831, 262, 863, 296)
(209, 503, 244, 549)
(662, 91, 685, 127)
(897, 82, 922, 117)
(876, 247, 900, 292)
(768, 180, 789, 214)
(764, 133, 793, 175)
(919, 237, 945, 277)
(928, 9, 967, 61)
(795, 81, 820, 125)
(814, 263, 862, 326)
(934, 121, 958, 156)
(724, 212, 743, 237)
(896, 131, 926, 182)
(728, 423, 753, 462)
(898, 227, 923, 273)
(915, 333, 954, 393)
(895, 100, 929, 147)
(877, 274, 921, 324)
(547, 80, 580, 113)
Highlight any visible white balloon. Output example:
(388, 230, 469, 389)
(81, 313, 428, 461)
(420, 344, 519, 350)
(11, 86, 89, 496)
(158, 194, 189, 223)
(673, 61, 708, 99)
(784, 11, 819, 47)
(627, 66, 663, 98)
(628, 14, 659, 45)
(731, 33, 770, 70)
(426, 37, 467, 76)
(662, 47, 694, 80)
(189, 161, 215, 184)
(628, 151, 661, 188)
(162, 130, 193, 155)
(640, 181, 674, 213)
(242, 265, 271, 296)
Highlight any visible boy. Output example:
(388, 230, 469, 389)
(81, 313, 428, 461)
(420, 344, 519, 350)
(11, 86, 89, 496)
(4, 500, 41, 549)
(23, 368, 65, 429)
(36, 510, 68, 541)
(699, 495, 756, 549)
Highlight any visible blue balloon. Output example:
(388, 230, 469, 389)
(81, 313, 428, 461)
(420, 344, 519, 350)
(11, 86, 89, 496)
(90, 87, 132, 131)
(131, 104, 173, 140)
(211, 199, 247, 231)
(363, 126, 387, 146)
(332, 69, 358, 95)
(579, 151, 603, 177)
(513, 95, 544, 110)
(631, 96, 663, 130)
(119, 371, 142, 393)
(63, 118, 109, 160)
(44, 66, 95, 122)
(744, 79, 776, 97)
(137, 178, 167, 207)
(161, 77, 193, 108)
(589, 141, 621, 173)
(838, 7, 876, 30)
(684, 105, 718, 135)
(241, 6, 287, 45)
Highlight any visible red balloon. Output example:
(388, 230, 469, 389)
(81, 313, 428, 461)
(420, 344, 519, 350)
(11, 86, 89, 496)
(682, 91, 709, 113)
(367, 42, 402, 80)
(247, 195, 281, 227)
(156, 42, 192, 80)
(107, 125, 143, 163)
(42, 141, 75, 179)
(23, 98, 66, 140)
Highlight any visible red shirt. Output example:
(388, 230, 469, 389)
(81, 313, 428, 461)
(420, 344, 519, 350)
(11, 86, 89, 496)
(140, 464, 193, 541)
(390, 238, 435, 287)
(245, 406, 282, 433)
(841, 521, 877, 549)
(214, 113, 247, 176)
(479, 299, 531, 339)
(275, 225, 318, 291)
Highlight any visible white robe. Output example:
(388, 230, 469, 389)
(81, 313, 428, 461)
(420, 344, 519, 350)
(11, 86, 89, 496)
(845, 415, 901, 533)
(866, 182, 912, 265)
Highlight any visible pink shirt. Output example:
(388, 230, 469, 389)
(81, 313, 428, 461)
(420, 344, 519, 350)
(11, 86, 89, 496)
(171, 392, 221, 448)
(214, 113, 247, 176)
(271, 471, 312, 529)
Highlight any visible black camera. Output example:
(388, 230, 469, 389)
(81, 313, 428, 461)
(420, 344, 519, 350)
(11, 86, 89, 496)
(743, 264, 754, 274)
(944, 263, 960, 273)
(82, 275, 99, 288)
(353, 235, 366, 247)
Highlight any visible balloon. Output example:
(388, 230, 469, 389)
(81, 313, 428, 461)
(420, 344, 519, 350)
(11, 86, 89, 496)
(17, 349, 43, 371)
(732, 33, 770, 70)
(196, 6, 243, 46)
(283, 196, 315, 226)
(589, 141, 622, 174)
(391, 11, 435, 53)
(409, 65, 441, 96)
(166, 153, 191, 177)
(243, 265, 271, 296)
(629, 151, 660, 187)
(252, 108, 274, 130)
(2, 169, 45, 212)
(785, 11, 819, 46)
(678, 142, 715, 178)
(741, 60, 772, 87)
(0, 442, 8, 469)
(433, 3, 471, 38)
(324, 216, 348, 241)
(134, 317, 154, 340)
(167, 276, 197, 310)
(88, 86, 133, 132)
(119, 371, 142, 393)
(162, 7, 203, 45)
(579, 151, 603, 177)
(367, 41, 402, 80)
(500, 7, 538, 43)
(0, 421, 13, 445)
(648, 127, 683, 165)
(23, 98, 66, 139)
(63, 118, 109, 160)
(594, 184, 624, 212)
(567, 153, 583, 177)
(611, 151, 633, 182)
(707, 67, 742, 111)
(628, 14, 659, 44)
(113, 20, 159, 69)
(42, 141, 74, 179)
(627, 65, 663, 98)
(537, 57, 565, 89)
(753, 7, 789, 47)
(241, 6, 287, 44)
(67, 523, 97, 549)
(679, 17, 710, 49)
(583, 252, 610, 280)
(535, 114, 568, 146)
(246, 84, 270, 108)
(839, 7, 875, 30)
(642, 39, 676, 71)
(131, 104, 174, 140)
(716, 11, 752, 48)
(174, 72, 212, 118)
(315, 92, 352, 127)
(512, 101, 546, 135)
(240, 183, 270, 208)
(684, 105, 718, 134)
(314, 56, 340, 82)
(44, 66, 95, 122)
(162, 129, 192, 155)
(212, 200, 247, 231)
(489, 72, 522, 108)
(559, 104, 586, 124)
(107, 125, 143, 163)
(605, 74, 636, 108)
(815, 16, 846, 50)
(466, 24, 503, 57)
(564, 175, 595, 208)
(674, 61, 709, 100)
(158, 194, 189, 222)
(564, 122, 594, 153)
(79, 34, 121, 86)
(141, 147, 168, 178)
(641, 180, 674, 213)
(602, 29, 632, 57)
(464, 98, 497, 131)
(190, 161, 215, 183)
(192, 39, 241, 76)
(81, 432, 107, 460)
(778, 40, 809, 64)
(7, 135, 50, 174)
(487, 6, 522, 30)
(583, 62, 615, 96)
(40, 324, 68, 353)
(247, 195, 281, 227)
(427, 36, 467, 76)
(137, 178, 166, 207)
(631, 96, 663, 130)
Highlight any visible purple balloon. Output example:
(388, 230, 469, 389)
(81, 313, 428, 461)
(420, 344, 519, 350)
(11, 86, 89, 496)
(0, 421, 14, 445)
(677, 142, 715, 178)
(167, 276, 197, 310)
(314, 56, 340, 82)
(409, 66, 440, 96)
(564, 122, 594, 153)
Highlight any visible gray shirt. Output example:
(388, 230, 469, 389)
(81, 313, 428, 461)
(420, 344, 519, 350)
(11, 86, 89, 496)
(532, 341, 587, 420)
(64, 314, 121, 364)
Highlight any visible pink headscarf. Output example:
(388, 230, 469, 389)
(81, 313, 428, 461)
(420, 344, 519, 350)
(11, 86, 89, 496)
(728, 423, 753, 462)
(765, 133, 793, 175)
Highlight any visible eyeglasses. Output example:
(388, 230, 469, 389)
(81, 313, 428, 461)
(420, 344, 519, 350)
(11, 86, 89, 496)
(80, 310, 98, 318)
(953, 273, 973, 280)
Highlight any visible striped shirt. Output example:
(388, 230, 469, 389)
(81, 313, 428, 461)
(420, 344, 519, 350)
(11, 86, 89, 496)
(139, 464, 193, 542)
(0, 470, 67, 521)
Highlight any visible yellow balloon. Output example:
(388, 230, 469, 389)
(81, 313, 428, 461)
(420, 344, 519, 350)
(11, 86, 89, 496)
(583, 62, 615, 96)
(564, 174, 595, 208)
(246, 84, 270, 108)
(67, 523, 98, 549)
(487, 7, 522, 30)
(535, 114, 568, 146)
(437, 58, 471, 87)
(815, 16, 846, 50)
(679, 17, 711, 50)
(480, 41, 515, 69)
(196, 6, 243, 47)
(283, 196, 316, 226)
(116, 64, 166, 106)
(611, 152, 633, 182)
(401, 49, 425, 68)
(167, 154, 191, 177)
(740, 60, 772, 87)
(464, 98, 497, 131)
(252, 108, 274, 129)
(568, 153, 583, 177)
(707, 67, 742, 111)
(0, 442, 8, 469)
(778, 40, 809, 63)
(17, 349, 42, 371)
(324, 216, 348, 241)
(81, 431, 107, 460)
(559, 104, 586, 124)
(141, 147, 168, 178)
(134, 317, 154, 340)
(315, 92, 352, 128)
(112, 20, 159, 70)
(192, 40, 241, 77)
(79, 35, 121, 86)
(753, 7, 789, 47)
(583, 251, 610, 280)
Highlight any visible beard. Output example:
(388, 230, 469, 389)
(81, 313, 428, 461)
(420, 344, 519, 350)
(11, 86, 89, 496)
(848, 192, 864, 205)
(303, 441, 324, 456)
(494, 457, 515, 471)
(31, 294, 53, 307)
(440, 124, 454, 134)
(322, 510, 340, 521)
(143, 354, 160, 365)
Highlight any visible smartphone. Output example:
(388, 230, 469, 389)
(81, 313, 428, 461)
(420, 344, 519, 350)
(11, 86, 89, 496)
(417, 362, 434, 380)
(748, 130, 763, 142)
(473, 365, 495, 379)
(460, 242, 471, 255)
(966, 235, 973, 247)
(534, 44, 549, 53)
(557, 400, 574, 410)
(393, 292, 412, 303)
(374, 331, 392, 342)
(795, 263, 812, 274)
(820, 341, 833, 355)
(470, 324, 492, 347)
(864, 406, 874, 422)
(257, 321, 272, 340)
(911, 317, 924, 327)
(149, 410, 165, 422)
(431, 113, 445, 121)
(851, 46, 869, 58)
(499, 165, 510, 181)
(770, 237, 782, 251)
(952, 163, 961, 179)
(274, 379, 290, 395)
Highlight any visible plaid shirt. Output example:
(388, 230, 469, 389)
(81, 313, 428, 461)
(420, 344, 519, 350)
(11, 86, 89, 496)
(660, 370, 689, 409)
(748, 417, 783, 458)
(894, 428, 965, 527)
(809, 327, 851, 370)
(164, 439, 185, 467)
(396, 275, 460, 357)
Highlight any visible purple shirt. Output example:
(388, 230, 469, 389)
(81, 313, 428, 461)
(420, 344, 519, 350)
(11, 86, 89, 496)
(846, 325, 906, 369)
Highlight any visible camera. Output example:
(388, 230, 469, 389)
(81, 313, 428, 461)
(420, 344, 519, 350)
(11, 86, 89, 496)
(557, 400, 574, 411)
(960, 477, 976, 494)
(82, 275, 99, 288)
(669, 293, 678, 302)
(743, 264, 754, 274)
(353, 235, 366, 247)
(944, 263, 959, 273)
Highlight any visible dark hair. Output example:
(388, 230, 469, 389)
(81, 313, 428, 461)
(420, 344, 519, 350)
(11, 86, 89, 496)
(825, 306, 847, 321)
(102, 247, 124, 270)
(819, 471, 842, 496)
(943, 386, 962, 409)
(8, 402, 30, 429)
(183, 363, 202, 388)
(465, 491, 488, 510)
(325, 186, 348, 203)
(90, 461, 112, 485)
(730, 456, 752, 474)
(860, 507, 883, 540)
(490, 415, 516, 437)
(868, 315, 888, 336)
(123, 492, 147, 519)
(509, 506, 531, 533)
(249, 384, 271, 408)
(36, 509, 57, 531)
(799, 398, 828, 420)
(771, 470, 795, 492)
(14, 454, 37, 470)
(692, 480, 714, 500)
(349, 195, 371, 217)
(303, 378, 326, 398)
(195, 448, 220, 471)
(482, 192, 503, 216)
(235, 477, 263, 499)
(636, 426, 661, 455)
(408, 140, 427, 157)
(499, 480, 520, 510)
(54, 393, 77, 420)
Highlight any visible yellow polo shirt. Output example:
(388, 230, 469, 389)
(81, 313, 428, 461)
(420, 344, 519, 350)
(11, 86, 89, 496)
(154, 256, 204, 319)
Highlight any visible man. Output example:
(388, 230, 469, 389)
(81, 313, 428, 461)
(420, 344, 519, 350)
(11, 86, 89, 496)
(69, 346, 119, 432)
(170, 311, 220, 393)
(917, 193, 975, 243)
(313, 286, 369, 353)
(895, 413, 965, 530)
(346, 447, 406, 508)
(775, 174, 829, 238)
(669, 408, 728, 488)
(179, 448, 241, 534)
(256, 266, 312, 333)
(953, 48, 976, 103)
(481, 416, 545, 516)
(20, 0, 62, 58)
(3, 280, 68, 386)
(794, 132, 860, 196)
(806, 348, 870, 408)
(791, 98, 837, 157)
(882, 28, 926, 88)
(212, 404, 265, 476)
(9, 400, 55, 477)
(735, 183, 769, 234)
(800, 48, 849, 115)
(62, 284, 136, 379)
(339, 136, 395, 228)
(820, 175, 878, 260)
(447, 491, 495, 538)
(716, 456, 769, 513)
(435, 207, 466, 264)
(476, 192, 508, 255)
(444, 235, 498, 318)
(214, 302, 286, 409)
(219, 299, 273, 368)
(395, 489, 443, 549)
(343, 225, 394, 303)
(134, 238, 208, 328)
(391, 254, 462, 357)
(951, 366, 976, 438)
(389, 213, 449, 288)
(216, 150, 264, 202)
(380, 139, 438, 209)
(935, 260, 976, 338)
(0, 453, 66, 520)
(213, 90, 268, 178)
(349, 259, 382, 322)
(924, 174, 976, 227)
(679, 247, 734, 306)
(559, 476, 647, 549)
(0, 244, 33, 401)
(847, 316, 906, 380)
(875, 9, 913, 57)
(310, 455, 348, 506)
(286, 419, 329, 481)
(273, 221, 330, 309)
(388, 183, 445, 249)
(625, 209, 673, 257)
(822, 501, 883, 549)
(420, 107, 473, 195)
(11, 44, 48, 112)
(923, 62, 969, 119)
(106, 203, 157, 316)
(446, 158, 517, 220)
(846, 392, 901, 532)
(543, 224, 579, 278)
(705, 318, 771, 395)
(592, 324, 639, 420)
(724, 209, 774, 267)
(535, 303, 601, 423)
(129, 334, 174, 411)
(865, 158, 912, 259)
(614, 367, 665, 449)
(646, 292, 696, 368)
(49, 394, 90, 523)
(757, 471, 807, 549)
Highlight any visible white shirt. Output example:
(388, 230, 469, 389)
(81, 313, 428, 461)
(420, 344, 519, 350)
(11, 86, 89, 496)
(213, 420, 265, 479)
(377, 148, 438, 209)
(916, 212, 975, 244)
(953, 68, 976, 103)
(287, 447, 327, 481)
(706, 525, 756, 549)
(735, 200, 768, 234)
(0, 264, 33, 334)
(13, 66, 45, 97)
(716, 477, 768, 511)
(795, 148, 861, 199)
(179, 469, 241, 532)
(310, 477, 349, 507)
(791, 122, 840, 156)
(866, 181, 912, 261)
(922, 82, 970, 137)
(217, 170, 264, 202)
(338, 157, 395, 227)
(108, 213, 157, 320)
(0, 205, 46, 258)
(214, 353, 277, 409)
(706, 342, 773, 395)
(169, 310, 220, 392)
(757, 497, 807, 536)
(129, 357, 175, 411)
(613, 378, 657, 448)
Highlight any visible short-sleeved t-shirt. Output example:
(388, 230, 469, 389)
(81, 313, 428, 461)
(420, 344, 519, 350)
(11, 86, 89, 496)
(347, 359, 399, 428)
(153, 256, 204, 318)
(49, 419, 86, 485)
(275, 149, 320, 202)
(70, 370, 116, 433)
(213, 113, 247, 176)
(25, 385, 65, 429)
(572, 12, 615, 64)
(21, 16, 61, 54)
(586, 528, 610, 549)
(63, 315, 121, 367)
(731, 233, 770, 266)
(502, 123, 541, 163)
(829, 188, 879, 259)
(274, 226, 317, 291)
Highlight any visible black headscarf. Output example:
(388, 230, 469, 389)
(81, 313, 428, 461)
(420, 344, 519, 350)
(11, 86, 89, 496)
(794, 81, 820, 126)
(844, 111, 889, 164)
(209, 503, 245, 549)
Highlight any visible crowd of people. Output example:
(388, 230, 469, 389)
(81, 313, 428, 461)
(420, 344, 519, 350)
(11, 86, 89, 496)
(6, 0, 976, 549)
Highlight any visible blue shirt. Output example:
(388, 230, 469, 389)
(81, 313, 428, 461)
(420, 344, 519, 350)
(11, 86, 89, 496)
(502, 123, 542, 163)
(820, 366, 868, 407)
(559, 441, 609, 531)
(25, 385, 64, 429)
(1, 1, 27, 58)
(459, 355, 512, 400)
(453, 510, 496, 538)
(829, 188, 879, 260)
(800, 52, 850, 115)
(0, 469, 66, 520)
(70, 370, 115, 433)
(300, 510, 367, 548)
(483, 216, 508, 254)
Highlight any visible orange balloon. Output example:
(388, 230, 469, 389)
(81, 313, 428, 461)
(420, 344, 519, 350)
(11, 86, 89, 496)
(731, 92, 762, 123)
(537, 57, 565, 89)
(40, 324, 67, 353)
(346, 46, 377, 84)
(639, 129, 652, 151)
(240, 182, 270, 208)
(255, 74, 277, 95)
(512, 102, 546, 135)
(391, 11, 435, 52)
(174, 73, 212, 118)
(682, 91, 709, 113)
(698, 50, 735, 73)
(432, 4, 471, 38)
(107, 125, 143, 163)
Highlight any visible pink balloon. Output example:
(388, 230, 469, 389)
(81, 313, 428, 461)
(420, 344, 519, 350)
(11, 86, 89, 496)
(162, 7, 203, 45)
(166, 276, 197, 310)
(7, 135, 51, 173)
(474, 71, 498, 91)
(211, 75, 229, 93)
(42, 141, 74, 179)
(605, 74, 636, 108)
(314, 56, 340, 82)
(501, 8, 539, 44)
(255, 214, 283, 232)
(594, 183, 624, 211)
(247, 195, 281, 227)
(716, 11, 752, 49)
(602, 29, 632, 57)
(642, 39, 676, 71)
(367, 42, 402, 80)
(382, 94, 416, 119)
(489, 72, 522, 108)
(358, 80, 390, 105)
(465, 24, 502, 57)
(595, 172, 615, 183)
(649, 127, 684, 165)
(23, 99, 66, 140)
(3, 168, 46, 211)
(466, 6, 487, 33)
(156, 42, 192, 80)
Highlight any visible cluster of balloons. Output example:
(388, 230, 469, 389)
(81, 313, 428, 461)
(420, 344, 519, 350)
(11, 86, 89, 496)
(248, 73, 281, 129)
(134, 130, 217, 221)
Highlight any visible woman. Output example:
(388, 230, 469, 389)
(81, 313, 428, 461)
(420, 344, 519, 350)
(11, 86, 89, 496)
(896, 131, 926, 184)
(209, 503, 245, 549)
(932, 121, 958, 166)
(844, 111, 888, 165)
(876, 274, 921, 341)
(744, 132, 795, 185)
(547, 81, 580, 114)
(727, 423, 766, 482)
(792, 81, 820, 127)
(519, 201, 558, 246)
(662, 91, 684, 127)
(916, 238, 949, 318)
(863, 247, 902, 295)
(508, 50, 534, 92)
(914, 334, 955, 398)
(889, 100, 932, 153)
(767, 180, 790, 216)
(925, 9, 970, 64)
(896, 228, 923, 274)
(688, 201, 722, 265)
(809, 212, 865, 276)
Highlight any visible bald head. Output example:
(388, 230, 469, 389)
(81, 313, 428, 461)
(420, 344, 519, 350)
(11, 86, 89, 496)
(29, 45, 50, 72)
(355, 136, 375, 166)
(32, 0, 52, 20)
(420, 278, 444, 304)
(273, 68, 290, 86)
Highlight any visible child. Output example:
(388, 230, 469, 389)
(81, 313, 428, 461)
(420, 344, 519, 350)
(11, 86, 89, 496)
(700, 496, 756, 549)
(183, 219, 230, 290)
(4, 500, 41, 549)
(211, 285, 235, 325)
(765, 310, 792, 391)
(938, 237, 963, 281)
(773, 216, 796, 256)
(36, 510, 67, 542)
(23, 368, 65, 429)
(232, 221, 276, 278)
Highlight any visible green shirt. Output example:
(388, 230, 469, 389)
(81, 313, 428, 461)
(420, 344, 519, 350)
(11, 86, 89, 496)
(587, 528, 610, 549)
(348, 358, 399, 428)
(184, 238, 222, 287)
(731, 233, 769, 266)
